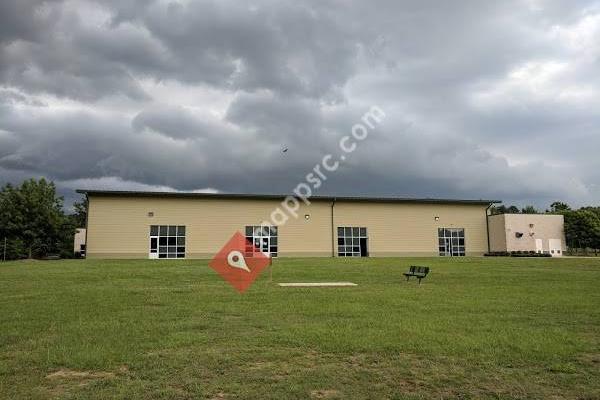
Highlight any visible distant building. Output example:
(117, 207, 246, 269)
(488, 214, 565, 256)
(74, 228, 86, 257)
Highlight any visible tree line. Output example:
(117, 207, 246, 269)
(491, 201, 600, 254)
(0, 179, 86, 260)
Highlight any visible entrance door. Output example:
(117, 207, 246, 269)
(359, 238, 368, 257)
(444, 238, 452, 256)
(254, 237, 270, 255)
(548, 239, 562, 257)
(149, 236, 158, 259)
(535, 238, 543, 254)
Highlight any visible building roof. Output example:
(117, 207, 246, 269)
(76, 189, 500, 206)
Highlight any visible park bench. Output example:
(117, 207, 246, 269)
(403, 266, 430, 284)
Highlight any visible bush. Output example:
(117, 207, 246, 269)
(485, 251, 551, 257)
(484, 251, 511, 257)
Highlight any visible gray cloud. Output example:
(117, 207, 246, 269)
(1, 0, 599, 208)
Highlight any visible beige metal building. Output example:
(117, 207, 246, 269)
(488, 213, 566, 256)
(78, 190, 499, 259)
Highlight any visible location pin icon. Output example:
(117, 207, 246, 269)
(227, 250, 251, 272)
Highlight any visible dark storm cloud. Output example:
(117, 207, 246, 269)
(1, 0, 599, 208)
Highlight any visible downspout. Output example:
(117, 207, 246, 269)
(84, 194, 89, 259)
(485, 203, 493, 254)
(331, 197, 336, 257)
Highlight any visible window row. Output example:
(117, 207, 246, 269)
(150, 225, 186, 237)
(147, 225, 466, 259)
(245, 225, 277, 237)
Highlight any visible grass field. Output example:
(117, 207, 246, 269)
(1, 257, 600, 399)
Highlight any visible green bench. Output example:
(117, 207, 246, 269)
(403, 266, 430, 284)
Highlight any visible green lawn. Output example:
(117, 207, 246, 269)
(1, 257, 600, 399)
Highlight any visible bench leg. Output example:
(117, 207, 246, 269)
(418, 277, 422, 284)
(406, 275, 410, 281)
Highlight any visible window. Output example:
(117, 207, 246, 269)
(245, 225, 278, 257)
(150, 225, 185, 259)
(438, 228, 465, 256)
(337, 226, 368, 257)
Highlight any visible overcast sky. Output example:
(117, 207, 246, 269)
(1, 0, 599, 209)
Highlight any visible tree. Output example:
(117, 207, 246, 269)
(490, 204, 520, 215)
(70, 197, 88, 228)
(563, 209, 600, 252)
(0, 179, 75, 259)
(521, 205, 538, 214)
(550, 201, 571, 213)
(489, 205, 506, 215)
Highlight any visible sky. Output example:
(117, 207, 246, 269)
(1, 0, 599, 209)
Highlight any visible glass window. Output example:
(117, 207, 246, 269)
(150, 225, 186, 259)
(438, 228, 465, 257)
(337, 227, 368, 257)
(245, 225, 278, 257)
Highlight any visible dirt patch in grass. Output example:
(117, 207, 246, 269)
(578, 353, 600, 365)
(310, 389, 341, 398)
(46, 365, 129, 380)
(43, 367, 125, 397)
(46, 368, 116, 380)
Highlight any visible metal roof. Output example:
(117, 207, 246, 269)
(76, 189, 500, 206)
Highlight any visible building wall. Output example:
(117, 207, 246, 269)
(73, 228, 86, 253)
(488, 214, 507, 252)
(86, 195, 490, 259)
(87, 196, 332, 258)
(333, 202, 489, 256)
(487, 214, 566, 254)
